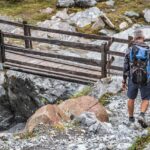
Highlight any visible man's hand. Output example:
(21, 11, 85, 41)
(122, 81, 127, 91)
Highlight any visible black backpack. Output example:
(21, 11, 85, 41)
(129, 45, 150, 85)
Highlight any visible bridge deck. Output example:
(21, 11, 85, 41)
(5, 50, 101, 84)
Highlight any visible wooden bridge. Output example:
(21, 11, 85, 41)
(0, 19, 150, 85)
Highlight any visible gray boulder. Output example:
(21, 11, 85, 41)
(6, 70, 81, 121)
(91, 17, 105, 30)
(89, 76, 122, 100)
(57, 0, 75, 8)
(143, 9, 150, 23)
(75, 0, 97, 7)
(69, 7, 103, 27)
(0, 105, 14, 131)
(124, 11, 139, 18)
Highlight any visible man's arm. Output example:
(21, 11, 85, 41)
(123, 50, 130, 83)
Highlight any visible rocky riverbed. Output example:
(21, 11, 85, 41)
(0, 92, 149, 150)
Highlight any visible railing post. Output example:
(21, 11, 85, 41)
(101, 43, 108, 78)
(23, 20, 32, 49)
(0, 30, 5, 70)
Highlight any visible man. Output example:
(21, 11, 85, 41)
(122, 30, 150, 128)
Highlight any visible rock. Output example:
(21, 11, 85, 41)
(101, 13, 115, 29)
(91, 17, 105, 30)
(75, 112, 97, 127)
(56, 0, 75, 8)
(98, 143, 107, 150)
(75, 112, 112, 134)
(25, 104, 69, 132)
(122, 16, 133, 24)
(106, 0, 115, 7)
(124, 11, 139, 18)
(145, 144, 150, 150)
(143, 9, 150, 22)
(119, 21, 128, 30)
(6, 70, 81, 121)
(69, 7, 103, 28)
(0, 72, 13, 131)
(54, 9, 69, 20)
(58, 96, 109, 122)
(75, 0, 97, 8)
(116, 143, 132, 150)
(99, 29, 116, 36)
(40, 7, 53, 14)
(0, 105, 14, 131)
(37, 19, 77, 41)
(0, 15, 16, 32)
(89, 76, 122, 99)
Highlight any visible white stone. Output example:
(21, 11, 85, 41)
(119, 21, 128, 30)
(40, 7, 53, 14)
(143, 9, 150, 22)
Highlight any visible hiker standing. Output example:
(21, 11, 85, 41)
(122, 30, 150, 128)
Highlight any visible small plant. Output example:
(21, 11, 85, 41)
(99, 92, 114, 106)
(129, 128, 150, 150)
(71, 86, 92, 98)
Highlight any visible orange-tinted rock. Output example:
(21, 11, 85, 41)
(58, 96, 108, 122)
(25, 104, 69, 132)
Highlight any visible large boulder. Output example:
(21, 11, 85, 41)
(56, 0, 75, 8)
(0, 105, 14, 131)
(6, 70, 81, 121)
(25, 104, 69, 132)
(69, 7, 103, 27)
(58, 96, 109, 122)
(89, 76, 122, 100)
(36, 19, 77, 42)
(143, 9, 150, 23)
(0, 72, 14, 130)
(75, 0, 97, 7)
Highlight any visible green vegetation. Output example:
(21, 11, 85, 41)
(0, 0, 149, 32)
(99, 92, 114, 106)
(71, 86, 92, 98)
(129, 128, 150, 150)
(0, 0, 58, 24)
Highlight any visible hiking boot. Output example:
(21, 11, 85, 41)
(138, 115, 148, 128)
(124, 117, 135, 127)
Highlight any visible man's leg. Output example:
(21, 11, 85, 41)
(128, 99, 135, 122)
(141, 100, 149, 113)
(128, 99, 135, 117)
(127, 79, 138, 123)
(138, 84, 150, 128)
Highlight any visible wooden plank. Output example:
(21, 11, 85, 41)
(5, 62, 98, 82)
(4, 65, 95, 85)
(108, 50, 125, 57)
(109, 65, 123, 71)
(5, 44, 101, 66)
(0, 19, 23, 27)
(6, 50, 102, 72)
(4, 33, 104, 52)
(5, 59, 101, 79)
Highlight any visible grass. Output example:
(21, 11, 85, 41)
(129, 128, 150, 150)
(0, 0, 149, 32)
(96, 0, 150, 31)
(99, 92, 114, 106)
(71, 86, 92, 98)
(0, 0, 58, 24)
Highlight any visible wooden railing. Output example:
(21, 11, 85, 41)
(0, 19, 150, 84)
